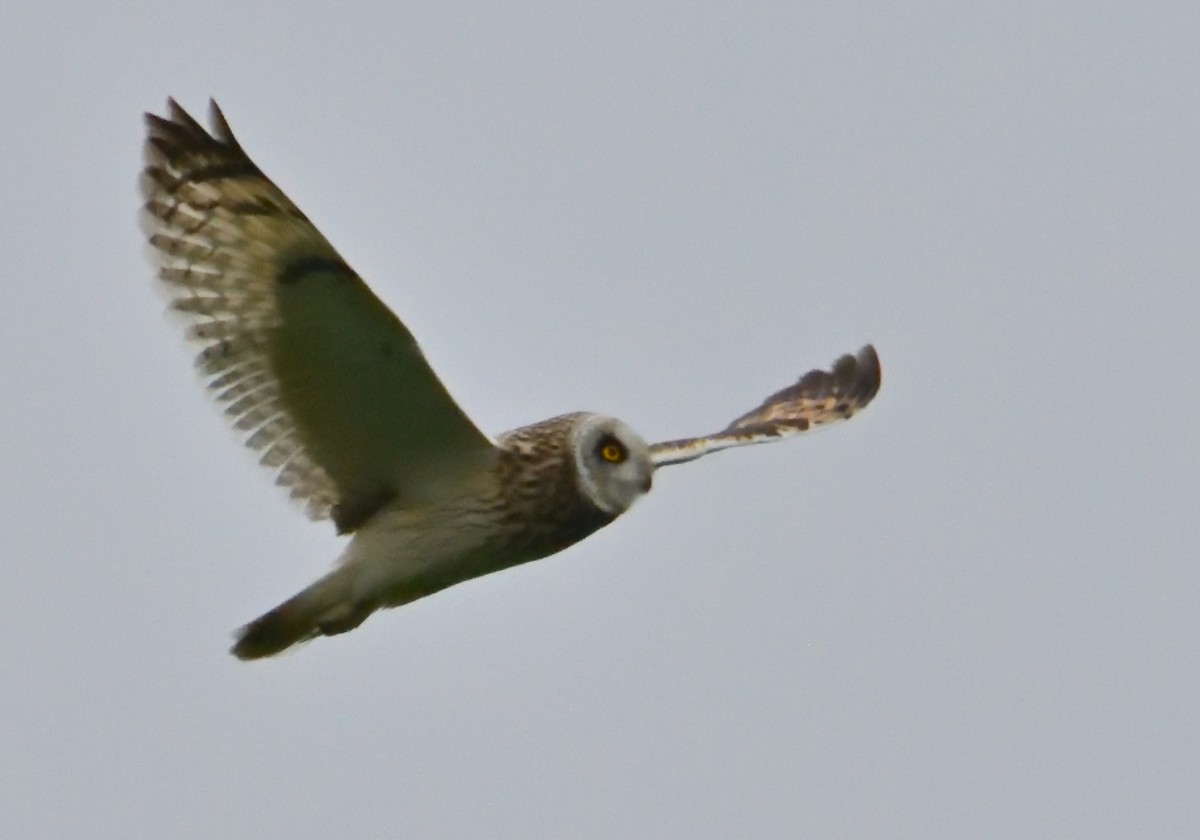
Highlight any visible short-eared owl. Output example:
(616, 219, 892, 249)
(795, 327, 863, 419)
(141, 100, 882, 660)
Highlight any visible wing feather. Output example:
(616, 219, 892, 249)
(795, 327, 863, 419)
(649, 345, 881, 467)
(141, 99, 496, 532)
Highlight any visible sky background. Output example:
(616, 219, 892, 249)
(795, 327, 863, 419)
(2, 2, 1198, 838)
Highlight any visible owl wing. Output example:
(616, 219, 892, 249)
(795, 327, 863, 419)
(648, 344, 881, 467)
(141, 99, 496, 533)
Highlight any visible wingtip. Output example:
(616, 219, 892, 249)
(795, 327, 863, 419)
(841, 343, 882, 406)
(207, 98, 239, 145)
(854, 343, 881, 395)
(167, 96, 203, 130)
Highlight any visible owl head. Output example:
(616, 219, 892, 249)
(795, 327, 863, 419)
(570, 414, 654, 515)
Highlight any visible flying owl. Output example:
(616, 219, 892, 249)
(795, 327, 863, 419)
(140, 99, 882, 660)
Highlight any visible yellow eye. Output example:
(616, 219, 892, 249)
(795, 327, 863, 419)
(599, 441, 626, 463)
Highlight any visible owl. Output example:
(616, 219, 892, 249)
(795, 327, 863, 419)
(141, 100, 882, 660)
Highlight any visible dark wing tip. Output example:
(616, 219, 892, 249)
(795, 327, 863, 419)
(207, 98, 242, 148)
(834, 344, 882, 406)
(167, 96, 203, 131)
(141, 97, 261, 194)
(725, 343, 882, 432)
(143, 97, 241, 156)
(794, 343, 881, 407)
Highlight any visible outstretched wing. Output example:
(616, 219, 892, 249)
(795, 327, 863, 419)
(649, 345, 881, 467)
(141, 99, 496, 533)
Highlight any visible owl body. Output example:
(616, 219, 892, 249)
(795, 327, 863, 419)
(234, 412, 650, 658)
(140, 100, 881, 659)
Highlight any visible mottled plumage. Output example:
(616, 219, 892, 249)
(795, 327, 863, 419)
(648, 345, 881, 466)
(140, 99, 882, 659)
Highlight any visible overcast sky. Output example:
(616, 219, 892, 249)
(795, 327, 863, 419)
(2, 2, 1197, 838)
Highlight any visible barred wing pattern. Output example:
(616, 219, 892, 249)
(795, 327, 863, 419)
(141, 99, 496, 533)
(649, 345, 881, 467)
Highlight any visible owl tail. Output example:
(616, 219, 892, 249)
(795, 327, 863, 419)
(230, 566, 372, 660)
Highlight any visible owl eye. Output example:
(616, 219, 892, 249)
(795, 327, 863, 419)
(597, 438, 627, 463)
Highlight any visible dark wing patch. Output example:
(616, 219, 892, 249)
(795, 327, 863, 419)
(331, 490, 400, 535)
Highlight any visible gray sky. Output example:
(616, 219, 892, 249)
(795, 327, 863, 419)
(3, 2, 1197, 837)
